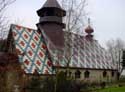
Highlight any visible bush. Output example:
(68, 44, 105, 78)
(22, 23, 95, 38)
(100, 82, 106, 89)
(27, 71, 90, 92)
(27, 77, 55, 92)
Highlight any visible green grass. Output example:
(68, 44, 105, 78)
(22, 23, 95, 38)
(96, 86, 125, 92)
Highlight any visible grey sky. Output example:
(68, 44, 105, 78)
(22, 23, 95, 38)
(5, 0, 125, 47)
(87, 0, 125, 47)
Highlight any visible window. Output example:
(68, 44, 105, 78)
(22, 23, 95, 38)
(103, 71, 107, 78)
(68, 71, 72, 77)
(64, 71, 67, 76)
(84, 70, 90, 78)
(47, 9, 54, 16)
(111, 71, 114, 77)
(75, 70, 81, 79)
(65, 71, 72, 77)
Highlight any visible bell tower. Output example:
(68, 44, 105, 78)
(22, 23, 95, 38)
(37, 0, 66, 48)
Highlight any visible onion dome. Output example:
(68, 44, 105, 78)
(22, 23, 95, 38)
(85, 18, 94, 34)
(85, 18, 94, 40)
(85, 25, 94, 34)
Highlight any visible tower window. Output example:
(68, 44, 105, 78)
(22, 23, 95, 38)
(75, 70, 81, 79)
(47, 9, 54, 16)
(84, 70, 90, 78)
(103, 71, 107, 78)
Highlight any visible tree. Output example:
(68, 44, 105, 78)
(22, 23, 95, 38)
(0, 0, 16, 52)
(62, 0, 88, 63)
(60, 0, 88, 33)
(106, 38, 125, 63)
(58, 0, 88, 73)
(106, 38, 125, 77)
(122, 50, 125, 68)
(0, 39, 7, 52)
(0, 0, 15, 39)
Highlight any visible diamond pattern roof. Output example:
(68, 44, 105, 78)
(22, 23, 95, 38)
(9, 24, 54, 74)
(8, 24, 117, 75)
(45, 32, 117, 70)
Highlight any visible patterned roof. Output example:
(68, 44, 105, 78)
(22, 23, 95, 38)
(45, 32, 117, 70)
(8, 24, 117, 75)
(69, 34, 117, 70)
(9, 24, 54, 74)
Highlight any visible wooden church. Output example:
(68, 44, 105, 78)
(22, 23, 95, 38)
(1, 0, 119, 91)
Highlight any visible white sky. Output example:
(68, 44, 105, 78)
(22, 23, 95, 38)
(4, 0, 125, 48)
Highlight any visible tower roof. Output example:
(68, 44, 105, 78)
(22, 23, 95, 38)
(42, 0, 61, 9)
(37, 0, 66, 17)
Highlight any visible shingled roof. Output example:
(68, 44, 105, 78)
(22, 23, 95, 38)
(45, 32, 117, 70)
(7, 24, 54, 74)
(7, 24, 117, 75)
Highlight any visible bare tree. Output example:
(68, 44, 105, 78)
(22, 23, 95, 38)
(106, 38, 125, 76)
(0, 0, 16, 52)
(106, 38, 125, 62)
(0, 0, 15, 39)
(60, 0, 88, 58)
(60, 0, 88, 33)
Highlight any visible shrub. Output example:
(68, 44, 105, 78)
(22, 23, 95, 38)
(100, 82, 106, 89)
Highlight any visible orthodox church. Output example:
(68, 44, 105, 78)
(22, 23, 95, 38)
(5, 0, 118, 85)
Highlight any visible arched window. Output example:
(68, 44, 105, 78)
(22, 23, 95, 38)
(111, 71, 114, 77)
(64, 70, 67, 76)
(84, 70, 90, 78)
(75, 70, 81, 79)
(103, 71, 107, 78)
(68, 71, 72, 77)
(64, 70, 72, 77)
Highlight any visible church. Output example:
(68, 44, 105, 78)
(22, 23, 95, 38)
(4, 0, 118, 87)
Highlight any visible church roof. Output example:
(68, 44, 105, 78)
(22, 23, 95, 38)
(46, 32, 117, 70)
(69, 34, 116, 70)
(7, 24, 117, 75)
(7, 24, 54, 74)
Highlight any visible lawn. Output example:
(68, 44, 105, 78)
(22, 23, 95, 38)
(96, 86, 125, 92)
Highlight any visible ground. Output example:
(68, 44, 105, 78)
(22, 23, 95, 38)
(95, 86, 125, 92)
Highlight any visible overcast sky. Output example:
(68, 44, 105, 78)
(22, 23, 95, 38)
(5, 0, 125, 47)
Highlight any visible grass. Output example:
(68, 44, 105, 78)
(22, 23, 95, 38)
(95, 86, 125, 92)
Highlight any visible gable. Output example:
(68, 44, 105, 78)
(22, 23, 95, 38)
(9, 24, 54, 74)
